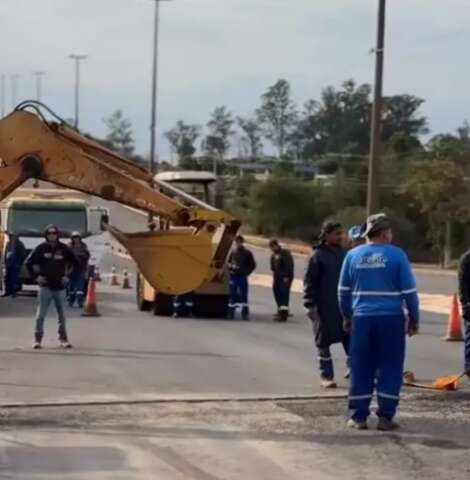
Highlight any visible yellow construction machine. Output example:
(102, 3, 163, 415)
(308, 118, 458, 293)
(0, 102, 240, 296)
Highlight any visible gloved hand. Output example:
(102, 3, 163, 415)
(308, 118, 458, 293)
(37, 275, 47, 286)
(343, 317, 352, 334)
(308, 308, 320, 323)
(61, 276, 70, 287)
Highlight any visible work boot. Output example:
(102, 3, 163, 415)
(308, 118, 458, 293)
(278, 310, 288, 323)
(33, 341, 42, 350)
(241, 306, 250, 321)
(347, 418, 368, 430)
(320, 378, 337, 389)
(377, 417, 400, 431)
(59, 340, 73, 349)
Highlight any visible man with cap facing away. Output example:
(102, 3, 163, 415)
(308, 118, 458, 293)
(304, 220, 349, 388)
(348, 225, 365, 249)
(338, 213, 419, 431)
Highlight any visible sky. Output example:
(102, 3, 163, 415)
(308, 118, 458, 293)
(1, 0, 470, 161)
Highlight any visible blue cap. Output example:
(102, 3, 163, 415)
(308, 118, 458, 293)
(348, 225, 363, 240)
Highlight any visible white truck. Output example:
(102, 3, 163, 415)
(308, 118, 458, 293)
(0, 188, 109, 291)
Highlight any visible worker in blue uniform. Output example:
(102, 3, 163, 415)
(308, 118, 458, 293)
(348, 225, 365, 249)
(338, 213, 419, 431)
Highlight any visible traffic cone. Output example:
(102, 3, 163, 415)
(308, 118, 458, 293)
(122, 269, 132, 289)
(110, 265, 119, 286)
(81, 277, 101, 317)
(94, 266, 102, 282)
(443, 294, 464, 341)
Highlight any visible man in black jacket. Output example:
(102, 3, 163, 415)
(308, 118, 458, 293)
(227, 235, 256, 320)
(304, 220, 349, 388)
(457, 251, 470, 379)
(269, 239, 294, 322)
(2, 233, 27, 297)
(26, 225, 79, 349)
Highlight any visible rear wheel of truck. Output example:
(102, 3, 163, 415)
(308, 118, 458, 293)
(136, 272, 152, 312)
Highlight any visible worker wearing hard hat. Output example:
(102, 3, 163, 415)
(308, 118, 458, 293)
(348, 225, 365, 249)
(338, 213, 419, 431)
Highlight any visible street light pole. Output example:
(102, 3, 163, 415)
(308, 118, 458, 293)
(367, 0, 386, 216)
(69, 54, 87, 128)
(149, 0, 171, 177)
(33, 71, 46, 102)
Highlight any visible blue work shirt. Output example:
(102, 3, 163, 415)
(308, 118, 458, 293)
(338, 243, 419, 326)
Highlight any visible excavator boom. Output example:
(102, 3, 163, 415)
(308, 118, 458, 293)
(0, 103, 240, 294)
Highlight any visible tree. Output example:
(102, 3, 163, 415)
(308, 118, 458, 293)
(203, 106, 235, 162)
(164, 121, 201, 168)
(257, 79, 298, 159)
(237, 116, 263, 160)
(104, 109, 135, 157)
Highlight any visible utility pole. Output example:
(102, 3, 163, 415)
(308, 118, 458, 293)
(33, 71, 46, 102)
(1, 74, 5, 117)
(10, 74, 19, 110)
(367, 0, 386, 216)
(69, 54, 87, 128)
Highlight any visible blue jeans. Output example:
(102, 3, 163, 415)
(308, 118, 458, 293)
(35, 287, 68, 341)
(349, 314, 406, 421)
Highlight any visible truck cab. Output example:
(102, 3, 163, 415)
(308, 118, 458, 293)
(0, 189, 109, 291)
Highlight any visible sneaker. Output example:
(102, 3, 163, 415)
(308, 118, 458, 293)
(377, 417, 400, 431)
(59, 340, 73, 349)
(347, 418, 368, 430)
(320, 378, 337, 389)
(33, 341, 42, 350)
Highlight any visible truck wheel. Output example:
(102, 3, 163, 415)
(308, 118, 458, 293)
(194, 294, 229, 318)
(136, 273, 152, 312)
(153, 293, 174, 316)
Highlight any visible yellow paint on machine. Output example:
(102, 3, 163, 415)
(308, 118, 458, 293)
(249, 274, 453, 316)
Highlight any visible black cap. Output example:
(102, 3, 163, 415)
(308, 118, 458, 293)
(362, 213, 391, 238)
(319, 220, 342, 241)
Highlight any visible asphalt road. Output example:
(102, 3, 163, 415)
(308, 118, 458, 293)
(0, 199, 468, 478)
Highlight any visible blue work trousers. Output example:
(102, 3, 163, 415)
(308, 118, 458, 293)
(35, 287, 68, 342)
(229, 274, 249, 309)
(349, 314, 406, 421)
(68, 272, 86, 307)
(4, 263, 21, 295)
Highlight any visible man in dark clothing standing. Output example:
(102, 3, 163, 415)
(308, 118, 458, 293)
(2, 233, 27, 297)
(227, 235, 256, 320)
(25, 225, 78, 349)
(269, 239, 294, 322)
(457, 251, 470, 379)
(304, 221, 349, 388)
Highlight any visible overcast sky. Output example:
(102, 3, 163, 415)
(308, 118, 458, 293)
(1, 0, 470, 160)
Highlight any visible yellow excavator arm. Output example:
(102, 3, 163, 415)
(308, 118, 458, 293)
(0, 102, 240, 294)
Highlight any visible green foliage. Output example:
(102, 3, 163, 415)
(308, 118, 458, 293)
(249, 175, 320, 240)
(165, 121, 201, 167)
(104, 109, 135, 157)
(257, 79, 298, 159)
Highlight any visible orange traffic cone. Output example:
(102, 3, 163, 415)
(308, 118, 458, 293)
(81, 277, 101, 317)
(110, 265, 119, 286)
(443, 294, 464, 341)
(122, 269, 132, 289)
(94, 266, 102, 282)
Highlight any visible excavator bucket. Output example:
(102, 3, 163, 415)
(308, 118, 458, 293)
(106, 226, 213, 295)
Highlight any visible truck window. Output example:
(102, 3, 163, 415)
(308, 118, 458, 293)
(8, 206, 87, 237)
